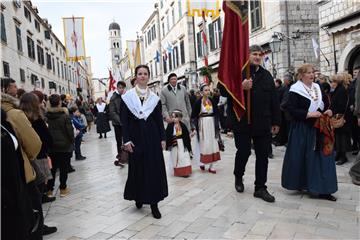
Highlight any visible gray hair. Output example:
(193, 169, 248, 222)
(249, 45, 263, 53)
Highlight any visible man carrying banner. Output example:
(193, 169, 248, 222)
(217, 1, 280, 203)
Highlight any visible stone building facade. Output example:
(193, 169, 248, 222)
(0, 1, 91, 98)
(318, 0, 360, 76)
(249, 0, 320, 79)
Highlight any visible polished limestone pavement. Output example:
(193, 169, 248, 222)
(43, 128, 359, 240)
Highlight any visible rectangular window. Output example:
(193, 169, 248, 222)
(168, 52, 172, 71)
(61, 61, 64, 78)
(46, 53, 52, 69)
(152, 25, 156, 39)
(180, 40, 185, 64)
(16, 26, 23, 52)
(250, 0, 262, 31)
(162, 22, 165, 37)
(52, 57, 55, 74)
(167, 15, 170, 32)
(34, 20, 40, 32)
(37, 45, 44, 65)
(1, 13, 6, 43)
(3, 61, 10, 77)
(41, 78, 45, 88)
(155, 61, 158, 76)
(20, 68, 25, 82)
(216, 18, 222, 48)
(147, 31, 151, 44)
(209, 22, 215, 51)
(173, 46, 179, 69)
(172, 8, 175, 26)
(27, 36, 35, 59)
(163, 57, 167, 74)
(24, 7, 31, 22)
(197, 32, 203, 58)
(57, 60, 60, 76)
(150, 61, 153, 79)
(31, 74, 38, 85)
(178, 0, 182, 18)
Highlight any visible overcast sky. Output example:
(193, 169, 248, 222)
(33, 0, 155, 78)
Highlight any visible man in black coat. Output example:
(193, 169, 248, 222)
(109, 81, 126, 165)
(219, 45, 281, 202)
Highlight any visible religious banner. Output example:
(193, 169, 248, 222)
(187, 0, 220, 18)
(126, 40, 137, 69)
(63, 17, 86, 61)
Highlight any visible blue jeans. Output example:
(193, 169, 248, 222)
(74, 135, 82, 158)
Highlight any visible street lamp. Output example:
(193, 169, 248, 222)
(269, 34, 282, 78)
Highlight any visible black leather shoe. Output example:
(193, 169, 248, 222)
(319, 194, 337, 201)
(68, 166, 75, 173)
(268, 153, 274, 159)
(42, 194, 56, 203)
(235, 177, 244, 193)
(254, 188, 275, 203)
(75, 156, 86, 161)
(42, 225, 57, 236)
(151, 204, 161, 219)
(135, 202, 143, 209)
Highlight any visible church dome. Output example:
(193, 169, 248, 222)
(109, 22, 120, 31)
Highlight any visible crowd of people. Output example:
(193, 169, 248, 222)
(2, 44, 360, 238)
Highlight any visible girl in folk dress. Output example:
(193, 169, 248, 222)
(94, 97, 111, 139)
(191, 84, 221, 174)
(165, 110, 192, 177)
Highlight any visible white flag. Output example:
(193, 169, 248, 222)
(63, 17, 86, 61)
(312, 37, 320, 59)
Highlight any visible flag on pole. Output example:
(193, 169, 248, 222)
(187, 0, 220, 18)
(218, 0, 249, 120)
(312, 37, 320, 59)
(134, 39, 141, 66)
(63, 17, 86, 61)
(154, 50, 160, 63)
(108, 69, 116, 92)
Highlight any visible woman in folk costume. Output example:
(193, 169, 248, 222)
(94, 97, 111, 139)
(165, 110, 192, 177)
(191, 84, 221, 174)
(121, 65, 168, 219)
(281, 64, 337, 201)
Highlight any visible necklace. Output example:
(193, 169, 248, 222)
(302, 83, 319, 101)
(135, 85, 149, 102)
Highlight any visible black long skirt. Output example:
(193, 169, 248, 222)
(96, 112, 111, 134)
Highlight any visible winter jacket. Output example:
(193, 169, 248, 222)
(46, 107, 74, 153)
(109, 92, 122, 126)
(1, 93, 41, 183)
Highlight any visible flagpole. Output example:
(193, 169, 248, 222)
(201, 10, 209, 85)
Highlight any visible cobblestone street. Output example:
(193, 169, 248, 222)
(43, 128, 359, 240)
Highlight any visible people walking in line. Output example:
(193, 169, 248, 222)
(121, 65, 168, 219)
(191, 84, 221, 174)
(46, 94, 74, 198)
(281, 64, 337, 201)
(19, 92, 58, 236)
(218, 45, 281, 203)
(160, 73, 192, 129)
(165, 110, 192, 177)
(330, 73, 352, 165)
(94, 97, 111, 139)
(109, 81, 126, 165)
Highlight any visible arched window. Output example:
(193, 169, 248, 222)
(117, 42, 119, 48)
(114, 31, 117, 36)
(113, 42, 116, 48)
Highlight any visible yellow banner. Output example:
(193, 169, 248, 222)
(187, 0, 220, 18)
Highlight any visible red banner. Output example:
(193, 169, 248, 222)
(217, 1, 249, 120)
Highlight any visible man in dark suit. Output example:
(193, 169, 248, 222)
(219, 45, 281, 202)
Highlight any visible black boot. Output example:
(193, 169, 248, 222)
(42, 194, 56, 203)
(319, 194, 337, 201)
(104, 133, 107, 138)
(151, 204, 161, 219)
(336, 152, 348, 165)
(235, 176, 244, 193)
(99, 134, 103, 139)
